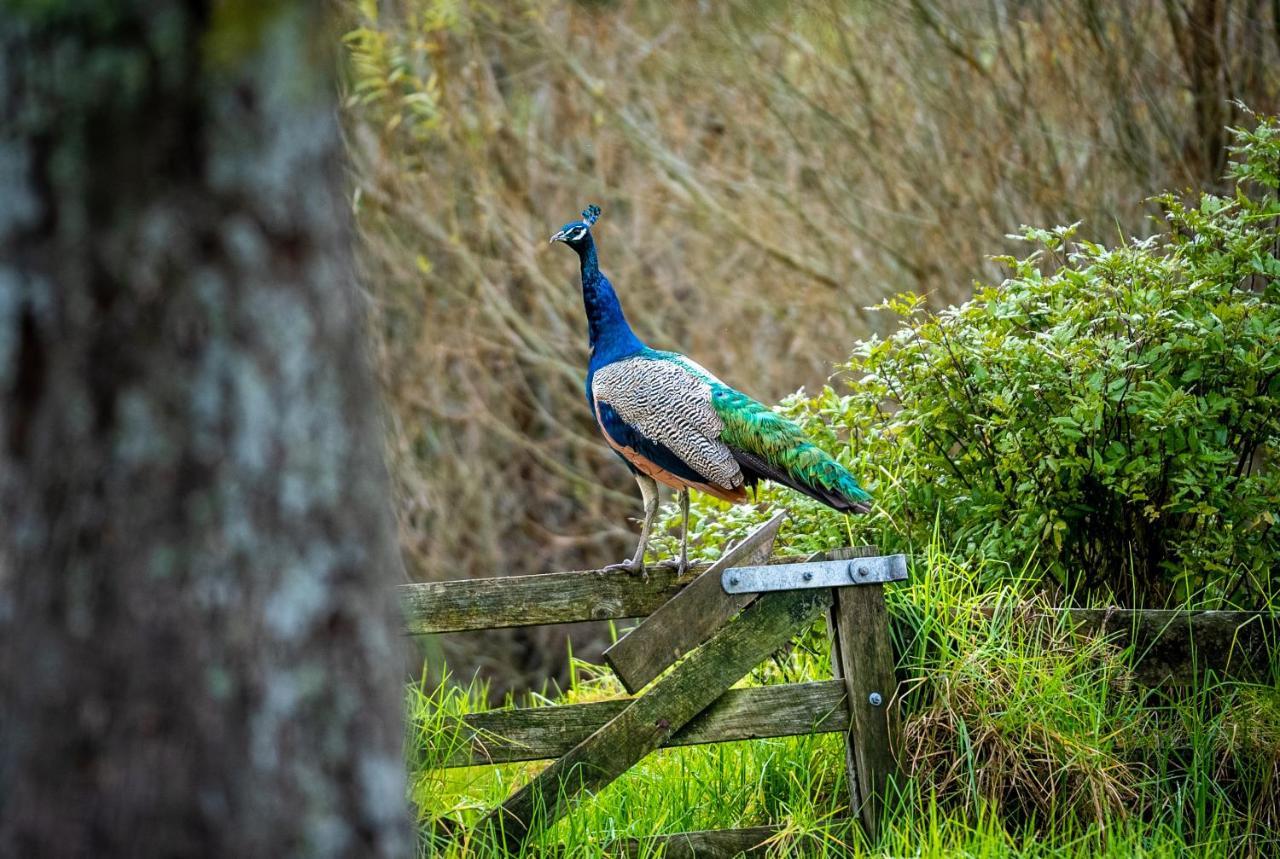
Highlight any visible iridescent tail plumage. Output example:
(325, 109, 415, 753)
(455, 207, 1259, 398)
(710, 384, 872, 513)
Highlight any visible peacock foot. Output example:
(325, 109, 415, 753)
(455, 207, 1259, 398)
(656, 557, 691, 578)
(601, 557, 647, 580)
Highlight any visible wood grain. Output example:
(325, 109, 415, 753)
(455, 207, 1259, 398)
(434, 680, 848, 767)
(400, 565, 689, 635)
(828, 579, 899, 841)
(401, 540, 842, 636)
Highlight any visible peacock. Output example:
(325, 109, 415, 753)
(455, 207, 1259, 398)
(551, 204, 872, 576)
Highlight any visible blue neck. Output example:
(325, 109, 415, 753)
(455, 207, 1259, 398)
(576, 235, 644, 365)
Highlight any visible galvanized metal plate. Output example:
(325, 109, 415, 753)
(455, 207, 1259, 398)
(722, 554, 908, 594)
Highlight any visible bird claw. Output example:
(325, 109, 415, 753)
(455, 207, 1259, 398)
(656, 558, 691, 578)
(601, 558, 647, 580)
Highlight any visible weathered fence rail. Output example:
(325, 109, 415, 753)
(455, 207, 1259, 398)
(403, 587, 1277, 685)
(440, 680, 847, 769)
(1059, 608, 1277, 684)
(400, 553, 822, 635)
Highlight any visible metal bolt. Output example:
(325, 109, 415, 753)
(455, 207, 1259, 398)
(857, 566, 869, 578)
(868, 692, 883, 707)
(728, 576, 739, 587)
(802, 571, 813, 582)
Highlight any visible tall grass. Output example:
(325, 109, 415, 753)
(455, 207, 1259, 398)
(408, 541, 1280, 857)
(343, 0, 1280, 694)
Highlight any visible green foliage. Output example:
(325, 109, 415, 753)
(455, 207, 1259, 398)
(669, 112, 1280, 607)
(887, 547, 1153, 831)
(342, 0, 455, 141)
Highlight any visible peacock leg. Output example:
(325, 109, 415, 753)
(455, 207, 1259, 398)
(677, 488, 690, 576)
(603, 474, 658, 578)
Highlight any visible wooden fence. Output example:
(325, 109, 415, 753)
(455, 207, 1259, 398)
(402, 515, 1277, 857)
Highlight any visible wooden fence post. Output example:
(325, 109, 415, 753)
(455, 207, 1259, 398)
(828, 570, 899, 841)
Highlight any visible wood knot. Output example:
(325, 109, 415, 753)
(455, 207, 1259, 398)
(590, 599, 622, 619)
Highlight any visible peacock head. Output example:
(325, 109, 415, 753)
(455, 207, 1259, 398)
(549, 204, 601, 250)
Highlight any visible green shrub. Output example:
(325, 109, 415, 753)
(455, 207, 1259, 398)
(671, 111, 1280, 606)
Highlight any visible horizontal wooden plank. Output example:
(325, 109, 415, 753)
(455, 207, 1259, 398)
(434, 680, 847, 768)
(616, 825, 785, 858)
(1061, 608, 1278, 685)
(400, 553, 831, 635)
(960, 608, 1278, 685)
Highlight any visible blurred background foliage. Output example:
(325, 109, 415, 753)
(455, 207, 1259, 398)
(342, 0, 1280, 693)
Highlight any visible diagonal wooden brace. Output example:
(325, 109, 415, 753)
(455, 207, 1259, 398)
(603, 511, 786, 693)
(480, 583, 834, 853)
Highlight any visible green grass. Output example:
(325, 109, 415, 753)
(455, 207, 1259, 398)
(408, 541, 1279, 858)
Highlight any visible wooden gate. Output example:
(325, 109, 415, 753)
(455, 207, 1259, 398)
(403, 512, 907, 855)
(402, 516, 1277, 855)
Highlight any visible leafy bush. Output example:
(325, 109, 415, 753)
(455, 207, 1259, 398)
(673, 112, 1280, 606)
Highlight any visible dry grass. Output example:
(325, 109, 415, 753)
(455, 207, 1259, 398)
(1216, 683, 1280, 832)
(342, 0, 1280, 693)
(902, 602, 1144, 828)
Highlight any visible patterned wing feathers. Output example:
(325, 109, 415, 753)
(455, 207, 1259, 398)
(592, 357, 744, 493)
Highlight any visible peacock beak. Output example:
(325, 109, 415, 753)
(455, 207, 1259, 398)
(549, 230, 565, 244)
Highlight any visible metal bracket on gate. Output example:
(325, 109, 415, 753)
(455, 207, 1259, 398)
(722, 554, 908, 594)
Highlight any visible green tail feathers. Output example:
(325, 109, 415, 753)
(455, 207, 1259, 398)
(709, 384, 872, 513)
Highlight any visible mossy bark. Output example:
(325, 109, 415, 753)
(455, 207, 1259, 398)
(0, 3, 411, 857)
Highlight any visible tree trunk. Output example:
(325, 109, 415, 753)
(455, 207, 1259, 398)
(0, 3, 412, 857)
